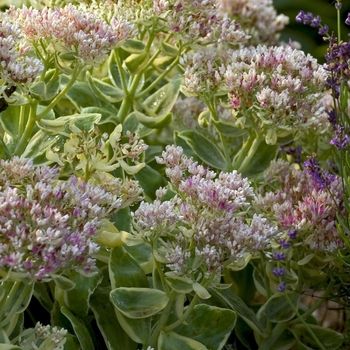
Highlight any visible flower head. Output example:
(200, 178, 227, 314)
(134, 145, 277, 275)
(0, 157, 121, 281)
(254, 159, 343, 252)
(6, 4, 135, 66)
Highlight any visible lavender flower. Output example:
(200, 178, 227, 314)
(330, 124, 350, 150)
(254, 159, 343, 252)
(277, 281, 287, 292)
(303, 154, 336, 190)
(0, 157, 121, 281)
(273, 267, 285, 276)
(346, 13, 350, 26)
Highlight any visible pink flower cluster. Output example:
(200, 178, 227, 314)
(223, 45, 329, 131)
(158, 0, 248, 45)
(0, 157, 121, 281)
(216, 0, 290, 45)
(0, 20, 43, 85)
(6, 4, 135, 66)
(133, 145, 277, 274)
(254, 159, 343, 252)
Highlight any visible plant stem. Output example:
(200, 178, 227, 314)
(237, 133, 263, 174)
(13, 100, 38, 156)
(36, 63, 83, 120)
(146, 290, 177, 349)
(283, 291, 326, 350)
(290, 278, 335, 325)
(163, 293, 200, 332)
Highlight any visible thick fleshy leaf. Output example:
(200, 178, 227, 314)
(176, 130, 227, 170)
(114, 309, 151, 344)
(124, 243, 153, 274)
(81, 106, 119, 124)
(166, 276, 193, 294)
(86, 72, 125, 103)
(193, 282, 211, 300)
(21, 130, 58, 164)
(239, 141, 278, 177)
(210, 288, 266, 336)
(109, 51, 129, 90)
(134, 110, 172, 129)
(60, 75, 101, 110)
(108, 246, 149, 290)
(291, 324, 344, 350)
(0, 105, 20, 139)
(122, 39, 146, 53)
(175, 305, 236, 350)
(90, 288, 138, 350)
(64, 270, 103, 317)
(110, 287, 169, 318)
(141, 79, 182, 117)
(60, 306, 94, 350)
(123, 112, 153, 138)
(158, 331, 208, 350)
(36, 113, 101, 135)
(212, 119, 248, 137)
(265, 291, 299, 323)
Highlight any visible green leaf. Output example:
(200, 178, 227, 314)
(176, 130, 227, 170)
(166, 276, 193, 294)
(109, 51, 128, 90)
(210, 288, 266, 336)
(21, 130, 58, 164)
(134, 110, 172, 129)
(124, 243, 153, 274)
(60, 306, 94, 350)
(240, 141, 278, 177)
(174, 305, 236, 350)
(114, 309, 151, 344)
(234, 316, 258, 350)
(212, 119, 248, 137)
(86, 72, 125, 103)
(109, 246, 149, 290)
(52, 275, 76, 291)
(36, 113, 101, 135)
(141, 78, 182, 117)
(60, 75, 101, 110)
(123, 112, 153, 138)
(90, 288, 138, 350)
(265, 291, 299, 323)
(122, 52, 149, 75)
(122, 39, 146, 53)
(0, 105, 21, 140)
(291, 324, 344, 350)
(158, 331, 208, 350)
(193, 282, 211, 300)
(0, 138, 10, 159)
(64, 270, 103, 317)
(81, 106, 119, 124)
(135, 164, 167, 200)
(110, 287, 169, 318)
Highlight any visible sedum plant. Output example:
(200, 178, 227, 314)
(0, 0, 348, 349)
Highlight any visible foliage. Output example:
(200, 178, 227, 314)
(0, 0, 348, 349)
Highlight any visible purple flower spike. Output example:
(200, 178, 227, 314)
(273, 251, 287, 260)
(278, 281, 287, 292)
(346, 13, 350, 26)
(273, 267, 286, 276)
(288, 229, 298, 240)
(318, 25, 329, 35)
